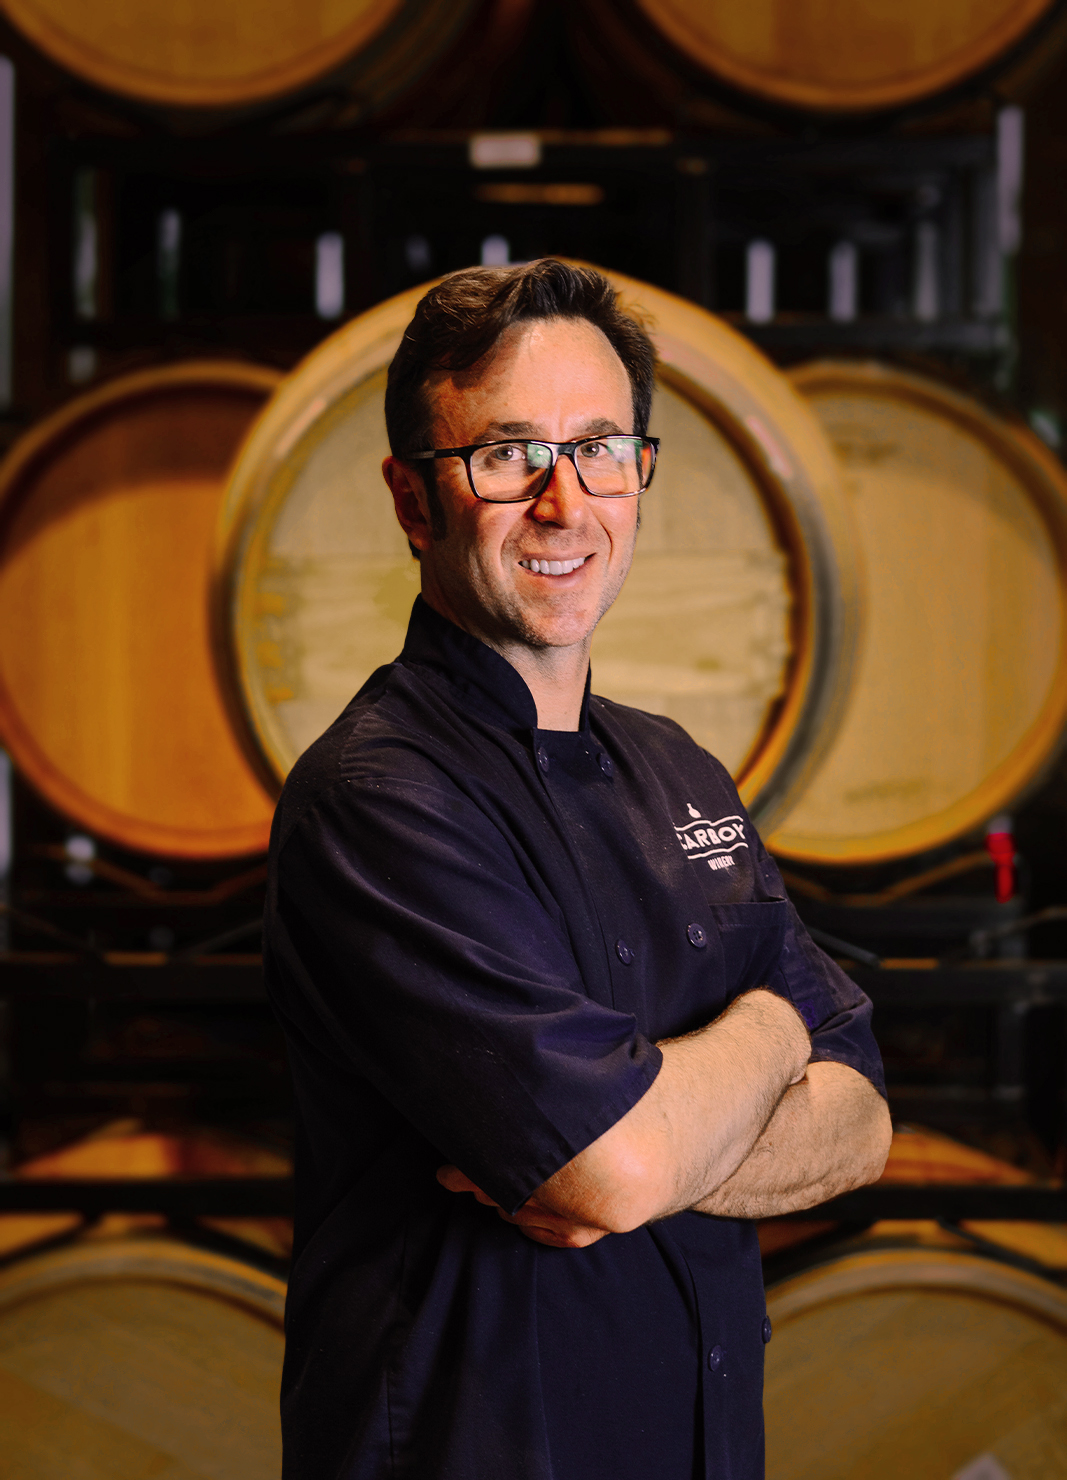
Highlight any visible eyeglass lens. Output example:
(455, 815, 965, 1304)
(469, 438, 653, 501)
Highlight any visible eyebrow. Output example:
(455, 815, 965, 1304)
(477, 417, 627, 441)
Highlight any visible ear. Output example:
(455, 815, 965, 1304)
(383, 456, 433, 554)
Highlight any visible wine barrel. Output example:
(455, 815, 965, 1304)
(0, 361, 280, 858)
(7, 1121, 294, 1263)
(0, 0, 488, 111)
(582, 0, 1061, 116)
(879, 1124, 1032, 1188)
(16, 1124, 291, 1181)
(215, 270, 861, 832)
(0, 1234, 285, 1480)
(765, 1243, 1067, 1480)
(768, 361, 1067, 867)
(765, 1127, 1067, 1479)
(876, 1124, 1067, 1272)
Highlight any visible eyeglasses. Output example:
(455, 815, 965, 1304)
(407, 436, 659, 503)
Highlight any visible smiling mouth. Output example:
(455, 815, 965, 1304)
(518, 556, 588, 576)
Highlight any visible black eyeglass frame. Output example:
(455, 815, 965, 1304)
(406, 436, 659, 503)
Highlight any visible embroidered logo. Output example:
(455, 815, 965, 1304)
(674, 804, 749, 871)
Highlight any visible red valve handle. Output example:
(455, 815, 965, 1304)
(985, 829, 1015, 904)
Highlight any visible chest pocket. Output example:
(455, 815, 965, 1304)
(706, 900, 789, 1002)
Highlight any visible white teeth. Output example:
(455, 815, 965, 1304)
(520, 556, 587, 575)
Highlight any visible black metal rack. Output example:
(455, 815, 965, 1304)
(0, 953, 1064, 1221)
(34, 127, 1015, 417)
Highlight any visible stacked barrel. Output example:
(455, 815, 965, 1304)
(0, 4, 1064, 1479)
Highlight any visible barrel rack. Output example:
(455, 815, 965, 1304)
(0, 28, 1062, 1256)
(0, 953, 1065, 1225)
(46, 130, 1013, 390)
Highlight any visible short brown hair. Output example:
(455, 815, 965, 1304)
(385, 259, 657, 459)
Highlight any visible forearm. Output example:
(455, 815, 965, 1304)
(439, 987, 812, 1247)
(534, 988, 810, 1232)
(691, 1060, 892, 1219)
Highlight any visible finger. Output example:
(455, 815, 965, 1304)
(496, 1207, 609, 1247)
(516, 1222, 611, 1249)
(504, 1205, 599, 1235)
(436, 1165, 478, 1193)
(436, 1166, 501, 1208)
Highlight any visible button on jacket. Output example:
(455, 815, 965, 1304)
(266, 596, 886, 1480)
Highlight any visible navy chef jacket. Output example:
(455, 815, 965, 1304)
(266, 595, 885, 1480)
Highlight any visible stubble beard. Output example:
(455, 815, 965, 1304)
(426, 498, 639, 656)
(481, 523, 637, 655)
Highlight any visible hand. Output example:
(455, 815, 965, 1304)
(436, 1165, 610, 1249)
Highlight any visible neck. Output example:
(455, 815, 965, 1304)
(419, 588, 589, 731)
(490, 638, 589, 731)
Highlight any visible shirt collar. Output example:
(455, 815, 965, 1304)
(400, 595, 592, 736)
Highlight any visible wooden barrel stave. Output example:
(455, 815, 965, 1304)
(770, 360, 1067, 867)
(765, 1127, 1067, 1480)
(0, 1126, 288, 1477)
(765, 1245, 1067, 1480)
(0, 1234, 285, 1480)
(4, 1126, 1061, 1479)
(6, 1122, 295, 1263)
(0, 362, 281, 858)
(215, 270, 862, 834)
(588, 0, 1062, 115)
(759, 1123, 1067, 1262)
(0, 0, 495, 112)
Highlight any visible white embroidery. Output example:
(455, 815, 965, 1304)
(673, 808, 750, 862)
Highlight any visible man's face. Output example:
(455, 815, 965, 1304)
(394, 317, 641, 656)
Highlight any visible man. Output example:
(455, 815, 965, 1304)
(265, 259, 890, 1480)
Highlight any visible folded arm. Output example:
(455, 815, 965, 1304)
(440, 989, 890, 1247)
(440, 986, 810, 1245)
(691, 1058, 890, 1218)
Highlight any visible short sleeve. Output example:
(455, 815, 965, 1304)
(751, 836, 887, 1099)
(267, 776, 663, 1214)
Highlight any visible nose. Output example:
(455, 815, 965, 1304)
(530, 451, 586, 527)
